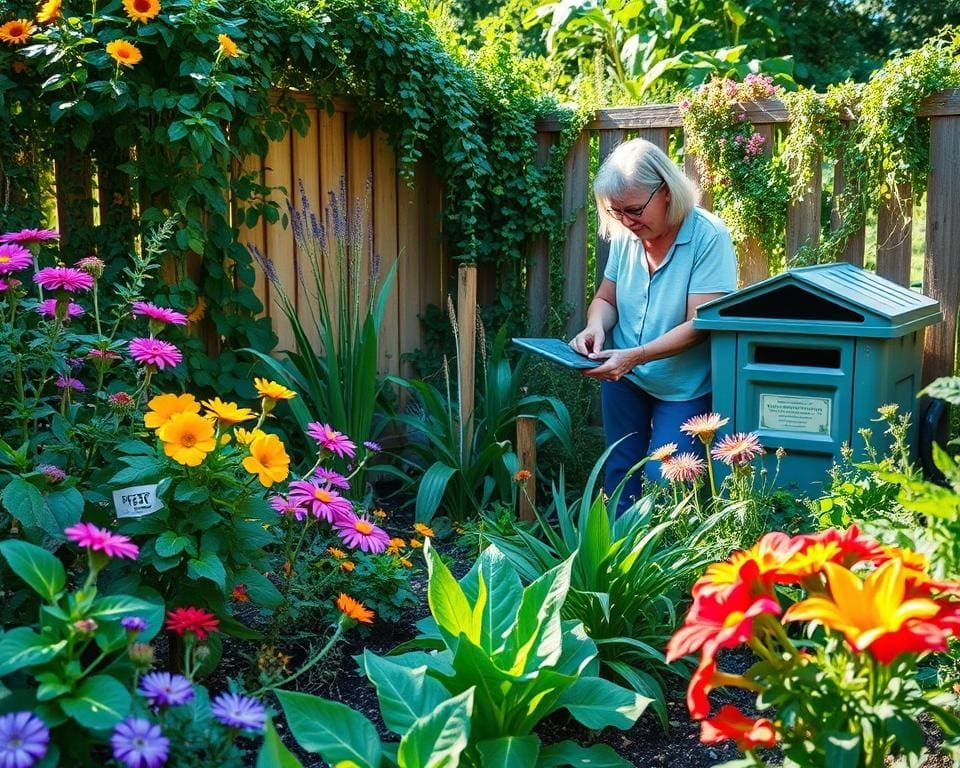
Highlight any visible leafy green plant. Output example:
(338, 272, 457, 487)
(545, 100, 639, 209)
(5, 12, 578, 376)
(384, 315, 572, 523)
(267, 537, 647, 766)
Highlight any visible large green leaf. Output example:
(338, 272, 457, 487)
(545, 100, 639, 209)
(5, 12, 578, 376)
(276, 689, 381, 768)
(256, 718, 304, 768)
(537, 741, 633, 768)
(59, 675, 131, 729)
(415, 463, 457, 525)
(476, 735, 541, 767)
(0, 628, 66, 676)
(1, 478, 47, 533)
(88, 595, 161, 625)
(44, 488, 84, 532)
(459, 544, 523, 655)
(0, 539, 66, 601)
(361, 651, 449, 736)
(555, 675, 649, 730)
(187, 551, 227, 588)
(397, 688, 473, 768)
(425, 539, 475, 650)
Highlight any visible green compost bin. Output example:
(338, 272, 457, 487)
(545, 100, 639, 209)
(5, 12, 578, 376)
(693, 262, 941, 493)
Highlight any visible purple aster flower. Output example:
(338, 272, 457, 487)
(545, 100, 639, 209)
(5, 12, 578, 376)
(363, 440, 381, 453)
(0, 711, 49, 768)
(0, 243, 32, 274)
(35, 299, 84, 318)
(314, 466, 350, 490)
(131, 301, 188, 326)
(138, 671, 195, 708)
(287, 480, 353, 522)
(334, 511, 391, 554)
(305, 422, 356, 458)
(37, 464, 66, 484)
(210, 692, 266, 732)
(0, 228, 59, 247)
(55, 376, 85, 392)
(111, 718, 169, 768)
(122, 616, 147, 633)
(128, 338, 182, 370)
(33, 267, 94, 293)
(269, 494, 307, 521)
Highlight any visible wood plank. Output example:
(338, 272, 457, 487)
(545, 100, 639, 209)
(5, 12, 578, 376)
(263, 135, 296, 354)
(737, 123, 774, 286)
(832, 150, 865, 267)
(526, 132, 554, 335)
(922, 115, 960, 385)
(786, 147, 822, 259)
(638, 127, 669, 152)
(918, 88, 960, 117)
(537, 100, 789, 132)
(516, 416, 537, 521)
(347, 117, 373, 314)
(397, 166, 421, 378)
(594, 130, 625, 291)
(292, 106, 322, 352)
(319, 109, 347, 339)
(373, 130, 400, 378)
(420, 156, 444, 313)
(875, 182, 912, 286)
(562, 132, 590, 336)
(236, 153, 268, 320)
(457, 265, 477, 460)
(683, 140, 712, 211)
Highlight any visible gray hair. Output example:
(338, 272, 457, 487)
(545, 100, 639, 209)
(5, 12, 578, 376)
(593, 138, 698, 240)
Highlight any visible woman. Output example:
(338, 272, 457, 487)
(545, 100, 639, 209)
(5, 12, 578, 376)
(570, 138, 737, 508)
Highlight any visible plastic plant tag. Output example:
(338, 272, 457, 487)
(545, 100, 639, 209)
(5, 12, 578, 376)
(113, 483, 164, 518)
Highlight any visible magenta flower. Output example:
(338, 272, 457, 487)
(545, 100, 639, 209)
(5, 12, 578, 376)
(0, 243, 32, 274)
(287, 480, 353, 522)
(111, 718, 169, 768)
(0, 712, 49, 768)
(128, 338, 182, 369)
(0, 228, 59, 247)
(306, 422, 356, 458)
(36, 298, 84, 318)
(132, 301, 188, 326)
(210, 692, 266, 732)
(37, 464, 66, 484)
(34, 266, 94, 293)
(334, 511, 390, 553)
(314, 467, 350, 490)
(55, 376, 86, 392)
(138, 671, 195, 708)
(64, 522, 139, 559)
(269, 494, 307, 521)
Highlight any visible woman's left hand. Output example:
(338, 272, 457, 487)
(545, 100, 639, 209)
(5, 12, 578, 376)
(584, 348, 642, 381)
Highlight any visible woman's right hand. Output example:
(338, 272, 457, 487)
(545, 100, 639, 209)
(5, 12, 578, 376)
(570, 325, 605, 356)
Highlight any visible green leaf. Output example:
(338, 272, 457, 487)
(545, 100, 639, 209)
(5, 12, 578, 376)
(276, 690, 381, 767)
(361, 651, 449, 735)
(476, 735, 541, 767)
(2, 478, 46, 530)
(415, 463, 457, 525)
(60, 675, 131, 729)
(424, 539, 474, 649)
(44, 488, 84, 531)
(256, 718, 304, 768)
(0, 628, 67, 676)
(0, 539, 66, 601)
(537, 740, 633, 767)
(187, 551, 227, 588)
(824, 733, 862, 768)
(556, 676, 649, 730)
(154, 531, 195, 558)
(88, 595, 161, 626)
(397, 688, 473, 768)
(173, 481, 210, 504)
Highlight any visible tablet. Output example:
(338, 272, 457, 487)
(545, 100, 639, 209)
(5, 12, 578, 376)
(512, 337, 599, 370)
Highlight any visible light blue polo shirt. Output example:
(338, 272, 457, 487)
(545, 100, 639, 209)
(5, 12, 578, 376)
(603, 207, 737, 401)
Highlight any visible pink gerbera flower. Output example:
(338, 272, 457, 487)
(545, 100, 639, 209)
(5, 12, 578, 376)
(269, 494, 307, 521)
(287, 480, 353, 522)
(661, 452, 707, 483)
(128, 337, 182, 369)
(0, 228, 59, 246)
(314, 466, 350, 490)
(334, 511, 390, 554)
(34, 266, 94, 293)
(64, 522, 139, 559)
(306, 422, 356, 458)
(36, 299, 84, 318)
(711, 432, 764, 465)
(0, 243, 32, 274)
(132, 301, 188, 326)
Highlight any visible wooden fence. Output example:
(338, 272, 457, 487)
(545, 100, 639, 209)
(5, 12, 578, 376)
(528, 88, 960, 386)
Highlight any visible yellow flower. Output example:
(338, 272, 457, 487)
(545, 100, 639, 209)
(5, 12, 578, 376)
(106, 39, 143, 68)
(37, 0, 62, 24)
(202, 397, 256, 425)
(400, 558, 413, 568)
(327, 546, 347, 559)
(242, 433, 290, 488)
(144, 393, 200, 431)
(340, 561, 355, 573)
(217, 33, 240, 58)
(0, 19, 35, 44)
(409, 538, 423, 549)
(234, 427, 266, 446)
(254, 377, 296, 401)
(414, 522, 434, 538)
(372, 508, 387, 520)
(122, 0, 161, 23)
(157, 411, 216, 467)
(336, 593, 373, 624)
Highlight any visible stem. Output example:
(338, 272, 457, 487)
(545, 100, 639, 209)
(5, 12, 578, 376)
(252, 624, 344, 696)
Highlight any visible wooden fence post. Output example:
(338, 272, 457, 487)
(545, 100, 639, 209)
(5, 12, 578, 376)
(527, 132, 555, 335)
(875, 182, 913, 287)
(457, 264, 477, 463)
(562, 132, 590, 337)
(516, 416, 537, 521)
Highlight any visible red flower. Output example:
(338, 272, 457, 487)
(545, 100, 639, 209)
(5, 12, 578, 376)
(687, 657, 717, 720)
(165, 607, 219, 640)
(700, 705, 777, 751)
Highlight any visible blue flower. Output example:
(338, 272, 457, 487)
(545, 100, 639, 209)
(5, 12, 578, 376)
(111, 717, 169, 768)
(0, 712, 49, 768)
(210, 692, 265, 732)
(138, 671, 195, 708)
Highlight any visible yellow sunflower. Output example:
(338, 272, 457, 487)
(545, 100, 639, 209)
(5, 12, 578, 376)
(202, 397, 256, 425)
(144, 393, 200, 431)
(36, 0, 62, 24)
(0, 19, 35, 44)
(242, 433, 290, 488)
(217, 33, 240, 58)
(157, 411, 216, 467)
(122, 0, 161, 23)
(106, 39, 143, 68)
(254, 377, 296, 401)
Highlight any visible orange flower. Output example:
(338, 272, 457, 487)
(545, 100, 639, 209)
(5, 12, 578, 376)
(122, 0, 160, 23)
(409, 538, 423, 549)
(145, 393, 200, 430)
(700, 705, 777, 751)
(399, 558, 413, 568)
(0, 19, 35, 44)
(202, 397, 255, 425)
(106, 39, 143, 68)
(157, 411, 216, 466)
(327, 546, 347, 559)
(217, 33, 240, 58)
(386, 537, 405, 555)
(242, 433, 290, 487)
(339, 561, 355, 572)
(513, 469, 532, 482)
(694, 532, 804, 598)
(37, 0, 62, 24)
(413, 522, 434, 538)
(372, 508, 387, 520)
(336, 593, 374, 624)
(231, 584, 250, 603)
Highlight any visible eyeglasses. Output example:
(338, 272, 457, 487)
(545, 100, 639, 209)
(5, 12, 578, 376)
(606, 180, 665, 222)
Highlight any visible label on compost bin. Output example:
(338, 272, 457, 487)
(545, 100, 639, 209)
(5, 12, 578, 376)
(759, 393, 832, 434)
(113, 483, 164, 518)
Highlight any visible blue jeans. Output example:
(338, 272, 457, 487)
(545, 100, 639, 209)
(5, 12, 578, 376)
(601, 378, 711, 512)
